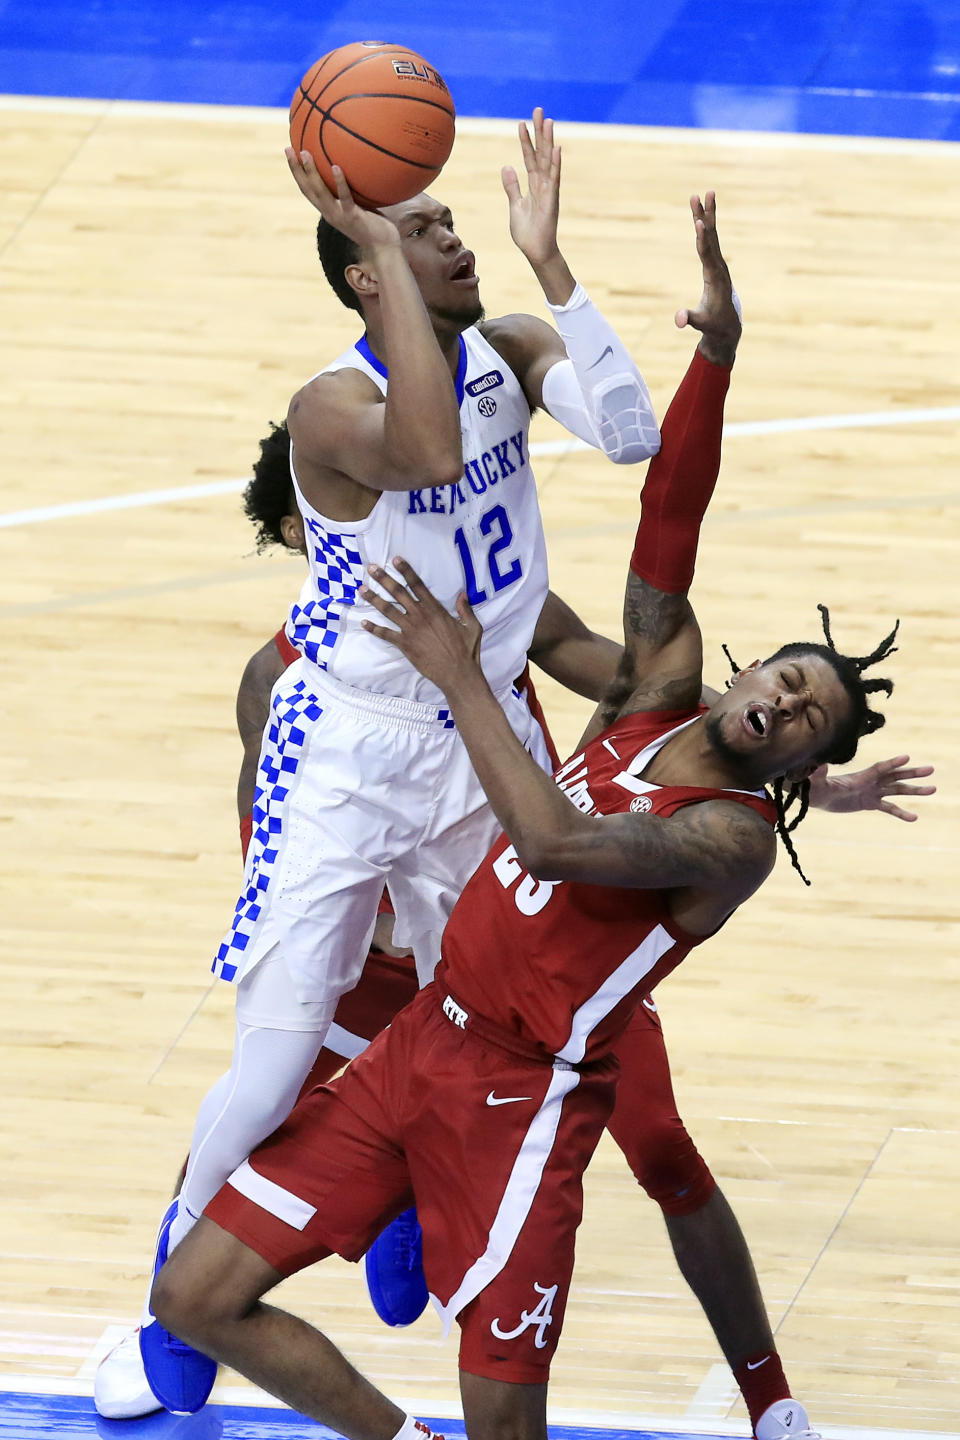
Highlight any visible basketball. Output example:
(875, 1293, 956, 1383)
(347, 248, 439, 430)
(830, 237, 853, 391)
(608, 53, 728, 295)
(289, 41, 456, 209)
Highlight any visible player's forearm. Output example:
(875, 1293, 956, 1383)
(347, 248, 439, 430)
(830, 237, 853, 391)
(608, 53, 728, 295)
(443, 667, 592, 874)
(376, 247, 463, 483)
(528, 591, 623, 700)
(530, 631, 622, 701)
(446, 671, 764, 893)
(527, 247, 577, 307)
(541, 287, 660, 464)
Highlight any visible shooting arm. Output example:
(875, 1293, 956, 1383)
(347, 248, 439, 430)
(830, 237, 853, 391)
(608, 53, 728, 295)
(285, 157, 462, 492)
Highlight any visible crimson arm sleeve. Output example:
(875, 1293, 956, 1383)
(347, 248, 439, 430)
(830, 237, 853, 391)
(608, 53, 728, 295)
(630, 349, 732, 594)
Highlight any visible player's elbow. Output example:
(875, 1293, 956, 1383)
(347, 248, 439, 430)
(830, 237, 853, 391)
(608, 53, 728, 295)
(514, 833, 579, 884)
(606, 433, 661, 465)
(596, 381, 661, 464)
(428, 456, 466, 488)
(512, 835, 556, 881)
(395, 447, 463, 490)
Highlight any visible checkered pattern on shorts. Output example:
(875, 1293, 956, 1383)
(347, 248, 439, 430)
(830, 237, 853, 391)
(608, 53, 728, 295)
(212, 679, 323, 983)
(286, 520, 364, 667)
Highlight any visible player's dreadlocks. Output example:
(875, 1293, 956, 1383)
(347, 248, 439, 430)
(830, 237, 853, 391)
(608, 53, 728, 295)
(723, 605, 899, 885)
(242, 421, 296, 551)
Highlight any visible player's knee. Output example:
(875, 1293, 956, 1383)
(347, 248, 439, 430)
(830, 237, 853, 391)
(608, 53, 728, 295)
(150, 1249, 234, 1347)
(460, 1371, 547, 1440)
(625, 1121, 716, 1216)
(150, 1262, 199, 1341)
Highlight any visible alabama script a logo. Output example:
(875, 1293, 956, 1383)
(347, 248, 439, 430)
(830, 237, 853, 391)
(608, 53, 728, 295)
(490, 1282, 558, 1349)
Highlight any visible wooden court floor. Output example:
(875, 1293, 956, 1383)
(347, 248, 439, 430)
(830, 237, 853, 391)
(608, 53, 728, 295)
(1, 97, 958, 1433)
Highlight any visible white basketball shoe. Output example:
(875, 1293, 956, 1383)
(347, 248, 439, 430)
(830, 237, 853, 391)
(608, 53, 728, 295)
(755, 1398, 822, 1439)
(94, 1327, 162, 1419)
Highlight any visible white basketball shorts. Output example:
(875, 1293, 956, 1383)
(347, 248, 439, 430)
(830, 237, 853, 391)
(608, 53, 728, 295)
(212, 657, 552, 1007)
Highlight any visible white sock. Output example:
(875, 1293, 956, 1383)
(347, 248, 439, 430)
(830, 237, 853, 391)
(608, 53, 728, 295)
(391, 1417, 441, 1440)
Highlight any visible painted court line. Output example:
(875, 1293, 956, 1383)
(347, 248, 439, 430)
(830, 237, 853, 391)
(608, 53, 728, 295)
(1, 405, 957, 532)
(0, 1383, 955, 1440)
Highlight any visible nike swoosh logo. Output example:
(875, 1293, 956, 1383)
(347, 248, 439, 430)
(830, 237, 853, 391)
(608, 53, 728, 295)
(746, 1357, 770, 1370)
(486, 1092, 533, 1106)
(587, 345, 613, 370)
(641, 997, 658, 1013)
(602, 738, 620, 759)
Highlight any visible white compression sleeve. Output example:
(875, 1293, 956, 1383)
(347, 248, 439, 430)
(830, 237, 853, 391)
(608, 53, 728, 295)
(542, 283, 661, 463)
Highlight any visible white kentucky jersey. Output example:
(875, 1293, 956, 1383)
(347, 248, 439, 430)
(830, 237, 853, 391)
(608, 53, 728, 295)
(286, 326, 549, 704)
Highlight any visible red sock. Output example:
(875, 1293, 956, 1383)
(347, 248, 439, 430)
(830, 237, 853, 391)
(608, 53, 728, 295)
(733, 1350, 791, 1435)
(630, 347, 731, 593)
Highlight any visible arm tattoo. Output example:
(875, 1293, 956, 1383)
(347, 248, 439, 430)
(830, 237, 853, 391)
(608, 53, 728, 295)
(624, 572, 691, 648)
(620, 800, 773, 894)
(595, 575, 701, 727)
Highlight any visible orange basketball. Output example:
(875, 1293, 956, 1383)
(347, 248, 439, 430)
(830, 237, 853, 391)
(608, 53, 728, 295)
(289, 41, 456, 209)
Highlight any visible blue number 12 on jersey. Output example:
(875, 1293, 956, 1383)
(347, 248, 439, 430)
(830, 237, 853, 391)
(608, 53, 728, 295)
(453, 503, 523, 606)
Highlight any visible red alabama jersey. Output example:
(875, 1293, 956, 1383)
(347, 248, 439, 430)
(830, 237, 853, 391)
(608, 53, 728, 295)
(437, 706, 776, 1065)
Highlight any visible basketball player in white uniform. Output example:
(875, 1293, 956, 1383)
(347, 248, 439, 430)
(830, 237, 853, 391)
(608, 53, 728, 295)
(96, 109, 664, 1415)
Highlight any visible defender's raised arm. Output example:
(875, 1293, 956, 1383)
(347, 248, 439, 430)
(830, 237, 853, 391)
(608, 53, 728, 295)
(488, 108, 661, 465)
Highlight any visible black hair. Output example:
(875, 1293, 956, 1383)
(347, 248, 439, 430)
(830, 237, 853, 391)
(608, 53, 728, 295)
(242, 420, 296, 551)
(316, 217, 362, 313)
(724, 605, 899, 885)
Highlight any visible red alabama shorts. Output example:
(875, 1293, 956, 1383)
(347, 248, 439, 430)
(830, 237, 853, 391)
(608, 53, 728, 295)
(205, 982, 618, 1384)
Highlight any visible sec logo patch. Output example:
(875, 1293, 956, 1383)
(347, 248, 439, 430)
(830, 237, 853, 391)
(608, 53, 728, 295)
(477, 395, 497, 417)
(630, 795, 653, 813)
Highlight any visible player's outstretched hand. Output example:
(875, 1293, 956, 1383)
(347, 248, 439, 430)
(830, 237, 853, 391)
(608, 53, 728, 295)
(284, 148, 401, 248)
(501, 107, 561, 267)
(360, 559, 483, 692)
(808, 754, 936, 821)
(675, 192, 741, 368)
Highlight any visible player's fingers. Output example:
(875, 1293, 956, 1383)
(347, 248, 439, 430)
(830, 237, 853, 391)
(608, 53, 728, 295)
(364, 565, 413, 607)
(518, 120, 537, 173)
(674, 308, 690, 330)
(540, 114, 554, 167)
(893, 764, 935, 780)
(888, 783, 937, 796)
(501, 165, 523, 204)
(454, 591, 479, 629)
(332, 164, 355, 208)
(879, 801, 918, 822)
(361, 618, 404, 646)
(285, 147, 320, 197)
(359, 584, 408, 622)
(392, 557, 435, 604)
(678, 305, 710, 334)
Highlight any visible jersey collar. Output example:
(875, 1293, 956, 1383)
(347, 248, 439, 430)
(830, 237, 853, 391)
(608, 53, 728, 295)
(355, 333, 468, 406)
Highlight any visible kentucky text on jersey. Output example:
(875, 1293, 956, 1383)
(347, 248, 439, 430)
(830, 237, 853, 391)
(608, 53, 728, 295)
(285, 327, 549, 703)
(407, 430, 527, 514)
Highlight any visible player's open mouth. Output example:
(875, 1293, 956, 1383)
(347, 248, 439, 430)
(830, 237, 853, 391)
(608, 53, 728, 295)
(449, 251, 478, 285)
(742, 702, 771, 738)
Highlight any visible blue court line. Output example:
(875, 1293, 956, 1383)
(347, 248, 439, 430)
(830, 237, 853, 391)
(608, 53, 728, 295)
(0, 1391, 724, 1440)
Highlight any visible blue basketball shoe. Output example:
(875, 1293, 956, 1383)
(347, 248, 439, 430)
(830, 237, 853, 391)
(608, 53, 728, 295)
(364, 1206, 429, 1326)
(139, 1199, 218, 1415)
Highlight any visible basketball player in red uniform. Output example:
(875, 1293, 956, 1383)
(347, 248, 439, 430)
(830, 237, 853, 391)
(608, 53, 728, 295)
(227, 419, 931, 1440)
(147, 194, 916, 1440)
